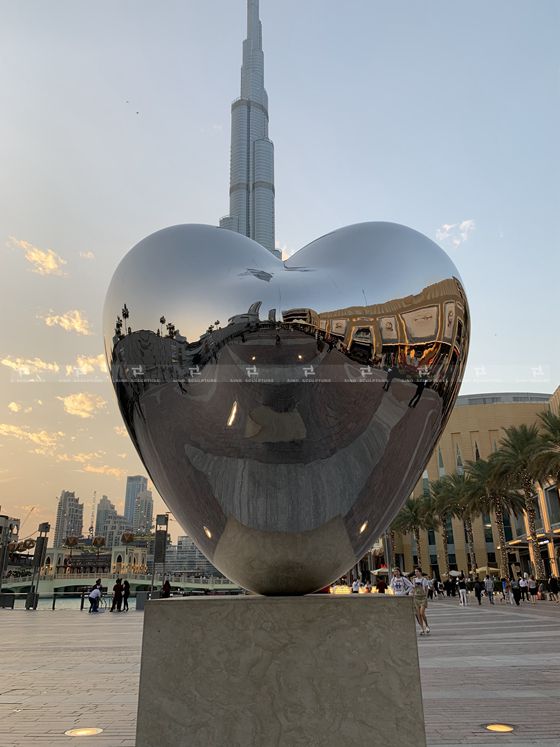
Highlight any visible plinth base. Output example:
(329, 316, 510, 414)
(136, 595, 426, 746)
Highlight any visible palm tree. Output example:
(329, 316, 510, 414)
(465, 457, 525, 578)
(492, 424, 546, 579)
(537, 411, 560, 482)
(439, 472, 480, 575)
(429, 478, 457, 579)
(393, 495, 437, 572)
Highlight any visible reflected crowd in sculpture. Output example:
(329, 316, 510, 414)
(104, 222, 469, 594)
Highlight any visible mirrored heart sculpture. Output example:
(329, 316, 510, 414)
(104, 222, 469, 594)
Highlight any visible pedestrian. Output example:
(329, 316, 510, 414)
(548, 575, 559, 603)
(528, 575, 538, 604)
(389, 567, 413, 596)
(500, 577, 508, 603)
(484, 575, 495, 605)
(519, 575, 529, 602)
(426, 576, 434, 600)
(111, 578, 124, 612)
(412, 567, 430, 635)
(511, 577, 521, 606)
(88, 585, 101, 613)
(161, 578, 171, 598)
(376, 577, 387, 594)
(474, 579, 482, 605)
(458, 574, 468, 606)
(123, 580, 130, 612)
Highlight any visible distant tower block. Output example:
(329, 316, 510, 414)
(219, 0, 279, 258)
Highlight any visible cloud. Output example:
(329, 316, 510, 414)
(1, 356, 60, 376)
(7, 402, 32, 414)
(56, 450, 105, 464)
(436, 219, 476, 249)
(83, 463, 126, 480)
(57, 392, 107, 418)
(114, 425, 128, 437)
(79, 251, 95, 260)
(0, 423, 64, 452)
(8, 236, 67, 276)
(65, 354, 107, 377)
(39, 309, 92, 335)
(117, 452, 128, 459)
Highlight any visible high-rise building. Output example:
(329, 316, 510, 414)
(123, 475, 148, 525)
(53, 490, 83, 547)
(94, 495, 117, 539)
(105, 515, 130, 549)
(164, 535, 221, 577)
(219, 0, 279, 258)
(133, 489, 154, 533)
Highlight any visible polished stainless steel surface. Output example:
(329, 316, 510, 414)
(104, 222, 469, 594)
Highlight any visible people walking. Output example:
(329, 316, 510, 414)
(111, 578, 123, 612)
(528, 575, 538, 604)
(484, 575, 495, 605)
(519, 575, 529, 602)
(548, 576, 559, 603)
(474, 579, 482, 605)
(389, 567, 413, 596)
(458, 574, 468, 606)
(511, 577, 521, 606)
(123, 580, 130, 611)
(412, 567, 431, 635)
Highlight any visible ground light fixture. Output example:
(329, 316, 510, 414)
(64, 727, 104, 737)
(483, 723, 515, 733)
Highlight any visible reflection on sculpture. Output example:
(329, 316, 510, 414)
(104, 222, 470, 595)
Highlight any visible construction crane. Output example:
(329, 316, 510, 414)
(19, 506, 36, 534)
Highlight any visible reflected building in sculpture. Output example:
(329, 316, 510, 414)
(219, 0, 279, 258)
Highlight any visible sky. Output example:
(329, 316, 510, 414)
(1, 0, 559, 540)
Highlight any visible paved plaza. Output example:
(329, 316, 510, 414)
(1, 597, 559, 746)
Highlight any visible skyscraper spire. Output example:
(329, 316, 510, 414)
(219, 0, 279, 258)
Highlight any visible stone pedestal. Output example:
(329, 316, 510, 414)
(136, 595, 426, 746)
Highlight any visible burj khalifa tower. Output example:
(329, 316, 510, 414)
(219, 0, 279, 258)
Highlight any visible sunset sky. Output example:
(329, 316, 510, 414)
(1, 0, 558, 540)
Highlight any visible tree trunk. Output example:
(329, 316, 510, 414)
(439, 512, 450, 578)
(414, 528, 425, 571)
(389, 528, 396, 569)
(493, 499, 509, 578)
(465, 518, 477, 575)
(523, 477, 546, 579)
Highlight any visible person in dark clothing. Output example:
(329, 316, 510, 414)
(383, 366, 399, 392)
(408, 379, 427, 408)
(474, 580, 482, 605)
(549, 576, 559, 602)
(122, 580, 130, 612)
(376, 578, 387, 594)
(161, 579, 171, 598)
(511, 577, 521, 606)
(111, 579, 123, 612)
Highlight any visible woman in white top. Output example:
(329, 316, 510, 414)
(389, 567, 413, 596)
